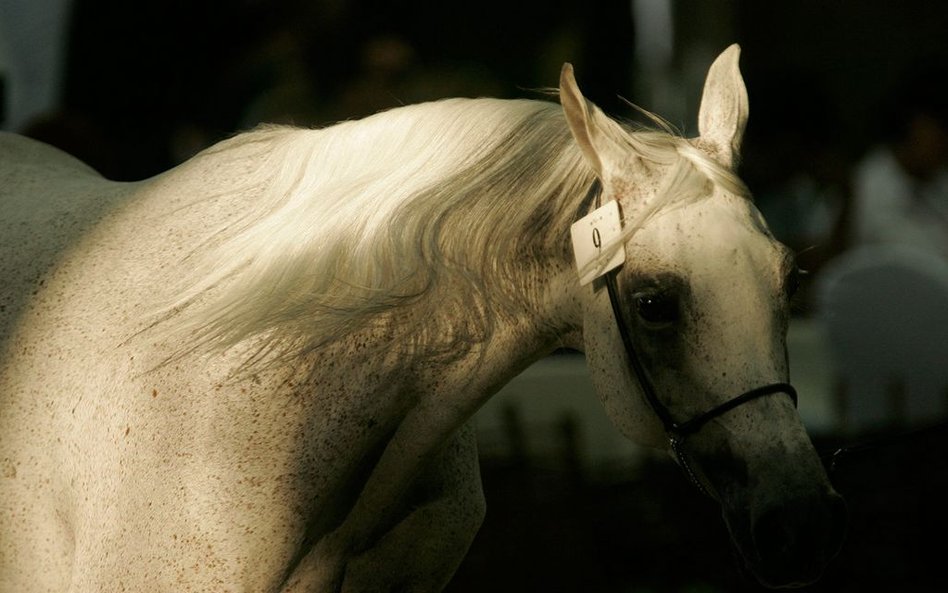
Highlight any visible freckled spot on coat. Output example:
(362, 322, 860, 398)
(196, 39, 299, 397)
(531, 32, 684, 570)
(124, 426, 130, 437)
(152, 388, 158, 398)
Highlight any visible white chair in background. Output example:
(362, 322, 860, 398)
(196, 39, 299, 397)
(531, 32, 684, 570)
(816, 245, 948, 435)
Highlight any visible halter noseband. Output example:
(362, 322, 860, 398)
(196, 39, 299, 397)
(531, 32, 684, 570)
(585, 180, 798, 496)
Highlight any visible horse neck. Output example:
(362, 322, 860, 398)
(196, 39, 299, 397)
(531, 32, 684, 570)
(414, 258, 583, 402)
(487, 256, 584, 356)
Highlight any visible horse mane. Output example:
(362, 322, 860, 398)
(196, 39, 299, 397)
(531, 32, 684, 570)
(157, 96, 746, 366)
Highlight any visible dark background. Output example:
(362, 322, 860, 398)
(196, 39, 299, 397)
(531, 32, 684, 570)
(19, 1, 948, 179)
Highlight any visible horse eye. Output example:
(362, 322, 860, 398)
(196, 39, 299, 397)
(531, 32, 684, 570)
(635, 293, 680, 326)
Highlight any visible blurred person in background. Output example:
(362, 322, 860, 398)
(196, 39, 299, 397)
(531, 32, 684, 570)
(850, 60, 948, 258)
(741, 66, 853, 311)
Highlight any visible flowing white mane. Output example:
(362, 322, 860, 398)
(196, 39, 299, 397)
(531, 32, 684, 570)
(160, 96, 746, 364)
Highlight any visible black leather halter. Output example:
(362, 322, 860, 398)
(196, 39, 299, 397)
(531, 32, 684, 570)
(585, 180, 798, 496)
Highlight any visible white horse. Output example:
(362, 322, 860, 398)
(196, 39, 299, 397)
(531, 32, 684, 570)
(0, 45, 844, 592)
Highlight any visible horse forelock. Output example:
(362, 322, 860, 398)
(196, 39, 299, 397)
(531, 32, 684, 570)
(156, 97, 745, 366)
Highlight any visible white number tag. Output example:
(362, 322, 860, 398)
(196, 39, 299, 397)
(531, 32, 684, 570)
(570, 200, 625, 286)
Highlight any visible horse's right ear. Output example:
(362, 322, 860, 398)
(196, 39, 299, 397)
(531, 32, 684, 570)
(560, 63, 632, 181)
(696, 44, 748, 169)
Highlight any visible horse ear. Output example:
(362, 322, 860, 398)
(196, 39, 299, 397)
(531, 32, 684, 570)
(560, 63, 631, 180)
(697, 44, 749, 169)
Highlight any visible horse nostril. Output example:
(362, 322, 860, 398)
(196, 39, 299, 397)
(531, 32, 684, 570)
(752, 505, 795, 562)
(751, 492, 848, 585)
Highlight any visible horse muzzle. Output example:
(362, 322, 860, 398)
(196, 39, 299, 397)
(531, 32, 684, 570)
(730, 487, 847, 589)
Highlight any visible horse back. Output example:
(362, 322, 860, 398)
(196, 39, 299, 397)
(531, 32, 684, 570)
(0, 133, 130, 589)
(0, 133, 124, 335)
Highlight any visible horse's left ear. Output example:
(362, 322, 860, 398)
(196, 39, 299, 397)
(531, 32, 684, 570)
(697, 44, 749, 169)
(560, 63, 634, 181)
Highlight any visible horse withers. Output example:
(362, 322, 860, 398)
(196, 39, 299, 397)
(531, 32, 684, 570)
(0, 45, 844, 592)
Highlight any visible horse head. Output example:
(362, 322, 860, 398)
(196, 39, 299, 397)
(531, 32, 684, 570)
(561, 45, 846, 588)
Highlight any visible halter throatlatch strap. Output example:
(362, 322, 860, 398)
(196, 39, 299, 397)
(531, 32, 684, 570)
(586, 180, 798, 496)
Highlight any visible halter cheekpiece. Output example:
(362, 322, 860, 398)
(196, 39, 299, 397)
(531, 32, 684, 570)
(582, 180, 798, 496)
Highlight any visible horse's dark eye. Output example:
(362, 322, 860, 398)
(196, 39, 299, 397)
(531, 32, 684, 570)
(635, 293, 679, 326)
